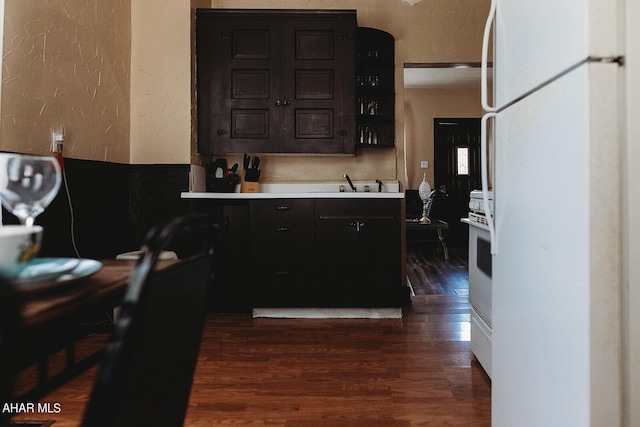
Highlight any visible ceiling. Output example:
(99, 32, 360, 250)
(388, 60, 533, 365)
(403, 64, 492, 89)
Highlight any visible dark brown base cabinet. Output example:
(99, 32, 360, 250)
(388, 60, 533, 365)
(196, 9, 356, 155)
(186, 197, 406, 310)
(249, 199, 315, 307)
(314, 199, 403, 307)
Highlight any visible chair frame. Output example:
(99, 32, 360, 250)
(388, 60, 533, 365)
(0, 277, 20, 427)
(81, 214, 219, 427)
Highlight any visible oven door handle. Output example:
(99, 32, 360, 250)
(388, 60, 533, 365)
(481, 112, 497, 254)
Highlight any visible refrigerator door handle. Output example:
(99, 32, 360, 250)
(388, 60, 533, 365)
(481, 0, 497, 113)
(481, 112, 497, 254)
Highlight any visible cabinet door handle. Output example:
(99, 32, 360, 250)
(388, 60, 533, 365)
(275, 100, 282, 106)
(275, 206, 290, 211)
(216, 129, 228, 136)
(337, 130, 348, 136)
(276, 227, 289, 233)
(282, 100, 291, 106)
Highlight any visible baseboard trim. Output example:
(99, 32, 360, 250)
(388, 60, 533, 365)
(252, 307, 403, 319)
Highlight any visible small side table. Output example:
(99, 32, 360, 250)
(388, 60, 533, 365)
(405, 219, 449, 260)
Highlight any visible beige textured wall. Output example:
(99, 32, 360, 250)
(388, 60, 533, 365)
(0, 0, 130, 162)
(1, 0, 490, 176)
(130, 0, 192, 164)
(404, 87, 483, 189)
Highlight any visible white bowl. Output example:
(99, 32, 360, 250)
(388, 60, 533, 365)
(0, 225, 43, 278)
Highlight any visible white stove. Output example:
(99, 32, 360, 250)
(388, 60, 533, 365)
(468, 189, 494, 226)
(462, 190, 493, 379)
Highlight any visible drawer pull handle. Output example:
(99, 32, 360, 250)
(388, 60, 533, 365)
(275, 206, 290, 211)
(276, 227, 289, 232)
(274, 271, 290, 277)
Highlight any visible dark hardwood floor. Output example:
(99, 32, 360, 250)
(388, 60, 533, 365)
(12, 246, 490, 427)
(407, 245, 469, 296)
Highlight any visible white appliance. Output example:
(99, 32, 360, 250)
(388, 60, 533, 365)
(462, 190, 493, 379)
(480, 0, 624, 425)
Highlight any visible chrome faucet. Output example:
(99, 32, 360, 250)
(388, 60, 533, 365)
(343, 174, 357, 192)
(376, 179, 384, 193)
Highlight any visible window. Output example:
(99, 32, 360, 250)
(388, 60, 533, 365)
(456, 146, 469, 175)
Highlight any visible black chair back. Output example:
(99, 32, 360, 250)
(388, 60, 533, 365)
(0, 277, 20, 427)
(82, 215, 219, 427)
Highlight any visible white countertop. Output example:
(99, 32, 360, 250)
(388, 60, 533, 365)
(181, 181, 404, 199)
(182, 191, 404, 199)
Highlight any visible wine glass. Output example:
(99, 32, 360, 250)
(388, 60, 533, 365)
(0, 153, 62, 227)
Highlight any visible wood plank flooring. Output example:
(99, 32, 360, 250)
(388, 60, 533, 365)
(407, 246, 469, 296)
(11, 247, 490, 426)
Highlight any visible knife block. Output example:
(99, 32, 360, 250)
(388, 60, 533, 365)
(241, 180, 260, 193)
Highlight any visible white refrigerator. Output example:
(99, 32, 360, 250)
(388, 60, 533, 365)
(480, 0, 624, 425)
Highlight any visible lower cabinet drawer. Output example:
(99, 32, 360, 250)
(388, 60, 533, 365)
(315, 199, 399, 219)
(250, 218, 313, 266)
(250, 199, 314, 219)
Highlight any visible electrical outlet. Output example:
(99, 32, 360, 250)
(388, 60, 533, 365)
(52, 131, 64, 152)
(420, 160, 429, 169)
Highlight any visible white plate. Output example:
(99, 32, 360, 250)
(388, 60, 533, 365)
(13, 258, 81, 284)
(12, 258, 103, 292)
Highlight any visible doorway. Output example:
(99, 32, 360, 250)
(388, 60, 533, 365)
(433, 118, 481, 247)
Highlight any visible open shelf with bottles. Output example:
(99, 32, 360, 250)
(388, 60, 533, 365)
(355, 27, 395, 148)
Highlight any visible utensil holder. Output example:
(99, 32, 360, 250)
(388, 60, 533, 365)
(206, 174, 239, 193)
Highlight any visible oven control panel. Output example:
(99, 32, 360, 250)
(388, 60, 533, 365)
(468, 190, 493, 225)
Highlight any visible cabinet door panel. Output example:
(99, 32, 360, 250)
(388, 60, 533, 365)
(296, 30, 335, 60)
(296, 70, 334, 99)
(232, 69, 270, 99)
(295, 110, 333, 139)
(281, 18, 355, 154)
(232, 29, 271, 59)
(315, 219, 358, 302)
(231, 109, 270, 139)
(356, 219, 402, 303)
(216, 17, 280, 153)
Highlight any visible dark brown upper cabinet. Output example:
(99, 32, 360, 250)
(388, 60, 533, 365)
(196, 9, 356, 155)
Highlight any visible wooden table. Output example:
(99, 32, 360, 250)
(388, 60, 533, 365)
(15, 259, 134, 401)
(405, 219, 449, 260)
